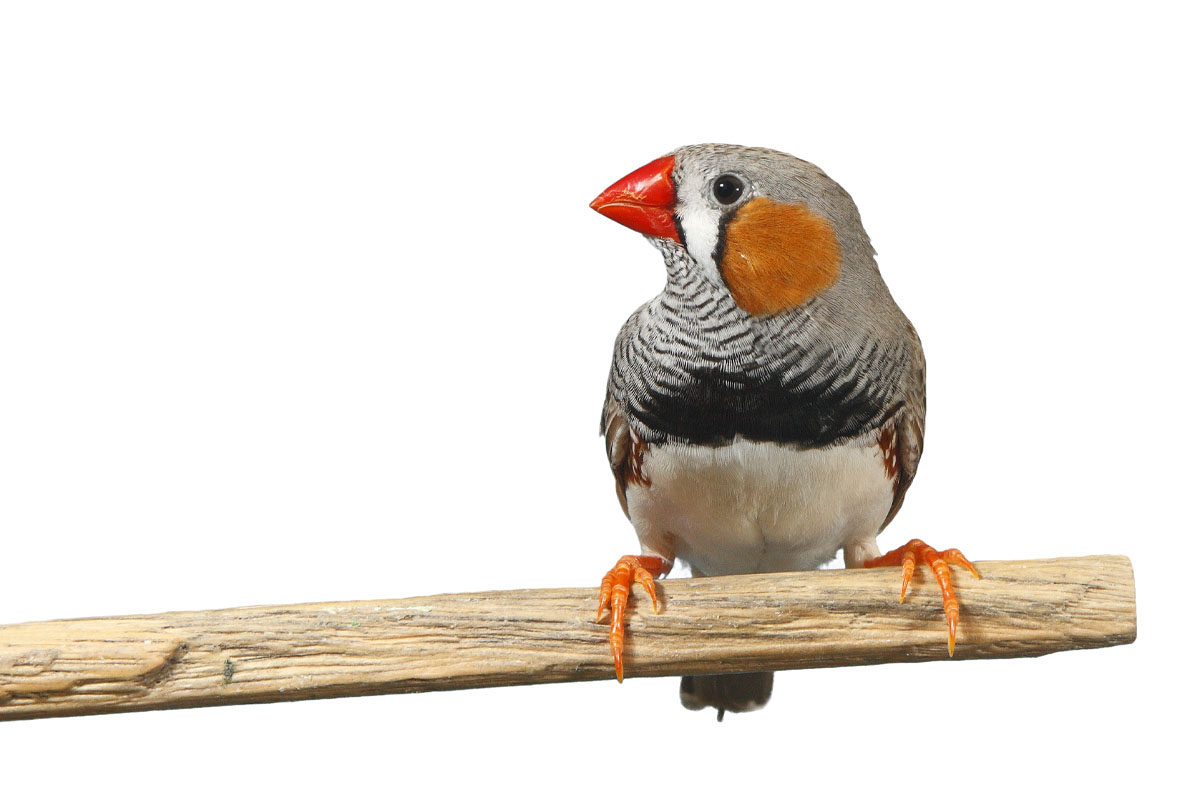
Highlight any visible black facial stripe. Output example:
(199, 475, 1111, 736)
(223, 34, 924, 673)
(673, 212, 688, 251)
(712, 206, 737, 280)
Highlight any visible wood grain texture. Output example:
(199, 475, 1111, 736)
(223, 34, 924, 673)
(0, 555, 1135, 721)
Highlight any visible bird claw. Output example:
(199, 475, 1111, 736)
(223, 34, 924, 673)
(595, 555, 669, 681)
(864, 539, 980, 656)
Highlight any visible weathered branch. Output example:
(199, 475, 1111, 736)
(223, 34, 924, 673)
(0, 555, 1134, 721)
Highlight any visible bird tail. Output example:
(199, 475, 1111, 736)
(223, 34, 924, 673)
(680, 672, 773, 721)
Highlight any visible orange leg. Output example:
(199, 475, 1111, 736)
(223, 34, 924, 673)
(595, 555, 671, 682)
(864, 539, 980, 656)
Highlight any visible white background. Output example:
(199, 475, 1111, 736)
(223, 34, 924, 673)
(1, 2, 1195, 796)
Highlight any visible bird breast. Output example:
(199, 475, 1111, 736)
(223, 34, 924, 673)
(625, 436, 895, 577)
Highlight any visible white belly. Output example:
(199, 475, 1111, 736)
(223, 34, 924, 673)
(625, 437, 894, 576)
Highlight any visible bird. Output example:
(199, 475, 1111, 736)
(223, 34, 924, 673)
(589, 144, 978, 719)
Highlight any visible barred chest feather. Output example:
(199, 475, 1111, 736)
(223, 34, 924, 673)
(625, 434, 896, 577)
(608, 240, 910, 453)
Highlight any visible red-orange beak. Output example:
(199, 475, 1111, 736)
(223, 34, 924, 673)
(589, 155, 680, 242)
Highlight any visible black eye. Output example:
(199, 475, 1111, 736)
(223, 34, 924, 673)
(712, 174, 744, 205)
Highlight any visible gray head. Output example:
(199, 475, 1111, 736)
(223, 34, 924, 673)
(591, 143, 884, 318)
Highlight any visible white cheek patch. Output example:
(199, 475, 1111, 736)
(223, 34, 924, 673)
(674, 181, 726, 286)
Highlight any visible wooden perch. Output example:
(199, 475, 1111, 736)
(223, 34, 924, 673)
(0, 555, 1134, 721)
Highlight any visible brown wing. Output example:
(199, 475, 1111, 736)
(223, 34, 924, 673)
(601, 392, 649, 518)
(880, 320, 926, 530)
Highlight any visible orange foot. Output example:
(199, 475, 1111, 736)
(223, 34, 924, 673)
(595, 555, 670, 682)
(864, 539, 980, 656)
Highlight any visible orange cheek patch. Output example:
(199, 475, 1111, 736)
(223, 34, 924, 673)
(719, 197, 841, 316)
